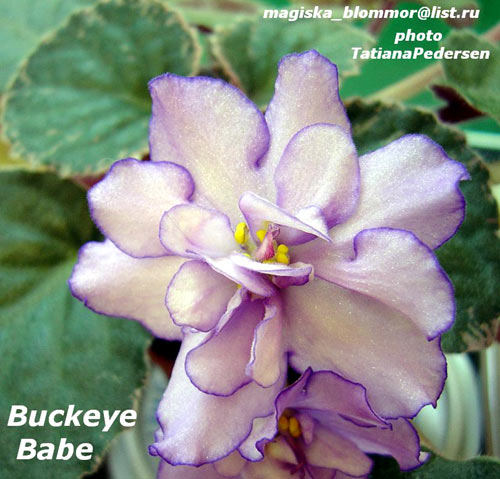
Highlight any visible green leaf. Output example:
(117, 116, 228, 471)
(0, 171, 151, 478)
(0, 0, 96, 93)
(0, 139, 33, 171)
(370, 453, 500, 478)
(167, 0, 258, 28)
(347, 99, 500, 353)
(442, 31, 500, 122)
(211, 17, 374, 105)
(2, 0, 200, 175)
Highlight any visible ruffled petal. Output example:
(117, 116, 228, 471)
(88, 159, 194, 257)
(261, 50, 350, 181)
(331, 135, 469, 250)
(166, 260, 237, 332)
(205, 256, 276, 297)
(304, 425, 372, 477)
(299, 228, 455, 340)
(150, 332, 285, 466)
(185, 299, 265, 396)
(69, 240, 184, 340)
(158, 461, 225, 479)
(334, 473, 367, 479)
(213, 451, 247, 477)
(277, 370, 386, 430)
(279, 372, 423, 471)
(246, 298, 283, 388)
(238, 413, 277, 461)
(306, 467, 336, 479)
(239, 192, 330, 245)
(160, 204, 236, 258)
(297, 412, 315, 445)
(241, 459, 300, 479)
(241, 438, 300, 479)
(149, 74, 270, 223)
(283, 279, 446, 418)
(231, 253, 313, 281)
(337, 417, 425, 471)
(275, 124, 359, 228)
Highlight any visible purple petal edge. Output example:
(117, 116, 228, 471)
(245, 300, 283, 388)
(150, 350, 287, 467)
(271, 50, 352, 135)
(87, 158, 195, 259)
(358, 133, 470, 250)
(68, 242, 178, 340)
(182, 302, 264, 397)
(326, 226, 456, 341)
(148, 73, 270, 170)
(277, 369, 389, 428)
(275, 122, 360, 230)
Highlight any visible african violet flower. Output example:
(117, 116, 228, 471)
(156, 369, 427, 479)
(70, 50, 468, 465)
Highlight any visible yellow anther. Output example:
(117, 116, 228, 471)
(256, 229, 266, 242)
(234, 222, 248, 245)
(275, 252, 290, 265)
(277, 244, 289, 254)
(288, 417, 301, 438)
(278, 415, 289, 434)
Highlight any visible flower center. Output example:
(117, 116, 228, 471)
(278, 413, 302, 439)
(234, 222, 291, 264)
(274, 412, 308, 476)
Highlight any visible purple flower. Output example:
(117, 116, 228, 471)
(70, 50, 468, 465)
(156, 369, 428, 479)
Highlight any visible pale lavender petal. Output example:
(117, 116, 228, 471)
(185, 300, 264, 395)
(205, 256, 275, 297)
(331, 135, 469, 250)
(231, 253, 313, 280)
(241, 460, 300, 479)
(69, 240, 184, 340)
(275, 124, 359, 228)
(238, 413, 277, 461)
(338, 417, 425, 471)
(273, 275, 311, 289)
(297, 412, 315, 445)
(88, 158, 194, 258)
(213, 452, 247, 477)
(160, 204, 236, 258)
(334, 472, 367, 479)
(158, 461, 225, 479)
(283, 279, 447, 419)
(215, 288, 248, 333)
(149, 74, 270, 223)
(283, 371, 424, 470)
(246, 298, 283, 388)
(239, 192, 330, 245)
(166, 260, 237, 332)
(241, 438, 300, 479)
(150, 331, 286, 466)
(300, 228, 454, 340)
(261, 50, 350, 181)
(307, 467, 336, 479)
(277, 370, 387, 429)
(264, 436, 298, 465)
(304, 425, 372, 476)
